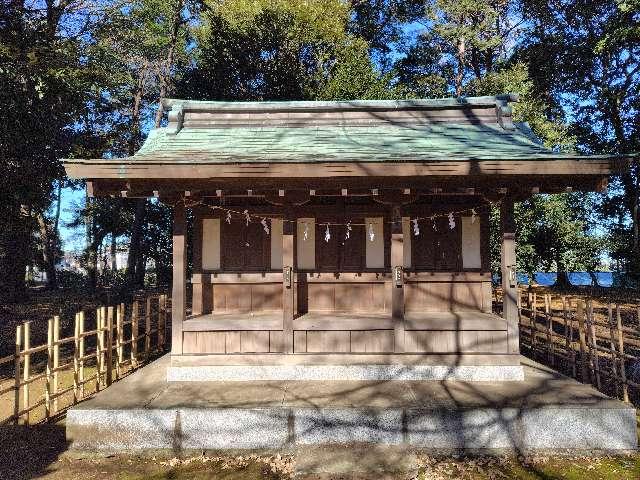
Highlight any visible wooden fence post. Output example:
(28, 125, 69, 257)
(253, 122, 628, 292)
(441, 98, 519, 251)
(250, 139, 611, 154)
(73, 313, 80, 404)
(576, 300, 589, 383)
(131, 300, 139, 367)
(562, 297, 576, 378)
(607, 304, 619, 393)
(616, 304, 629, 403)
(14, 324, 22, 425)
(22, 322, 30, 425)
(53, 315, 60, 414)
(159, 295, 166, 351)
(106, 306, 114, 387)
(79, 311, 85, 399)
(96, 307, 105, 391)
(586, 301, 601, 390)
(116, 304, 123, 379)
(45, 318, 53, 419)
(545, 294, 553, 366)
(145, 296, 152, 356)
(531, 292, 538, 353)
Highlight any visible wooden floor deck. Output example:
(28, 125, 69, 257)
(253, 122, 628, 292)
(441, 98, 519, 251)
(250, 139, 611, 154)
(182, 311, 507, 332)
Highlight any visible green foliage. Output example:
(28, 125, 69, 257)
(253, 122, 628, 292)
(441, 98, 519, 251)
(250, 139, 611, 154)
(316, 37, 405, 100)
(466, 63, 575, 151)
(180, 0, 349, 101)
(516, 194, 605, 277)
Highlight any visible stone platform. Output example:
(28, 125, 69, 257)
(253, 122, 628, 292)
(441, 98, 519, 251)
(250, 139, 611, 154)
(66, 355, 637, 452)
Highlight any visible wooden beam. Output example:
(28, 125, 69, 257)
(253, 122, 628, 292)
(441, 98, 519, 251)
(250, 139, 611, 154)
(282, 221, 295, 354)
(390, 225, 405, 353)
(171, 201, 187, 355)
(500, 198, 519, 355)
(64, 158, 618, 180)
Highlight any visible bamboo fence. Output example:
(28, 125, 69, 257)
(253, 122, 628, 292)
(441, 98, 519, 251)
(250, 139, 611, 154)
(0, 294, 168, 425)
(517, 289, 640, 405)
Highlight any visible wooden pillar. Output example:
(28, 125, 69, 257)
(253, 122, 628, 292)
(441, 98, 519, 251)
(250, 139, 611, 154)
(500, 198, 520, 354)
(283, 220, 295, 354)
(171, 201, 186, 355)
(391, 222, 405, 353)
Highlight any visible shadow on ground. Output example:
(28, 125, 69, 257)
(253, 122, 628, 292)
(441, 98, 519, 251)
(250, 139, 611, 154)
(0, 424, 68, 480)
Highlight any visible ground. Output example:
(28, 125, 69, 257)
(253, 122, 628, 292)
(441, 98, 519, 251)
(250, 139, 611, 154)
(0, 287, 638, 479)
(1, 420, 639, 480)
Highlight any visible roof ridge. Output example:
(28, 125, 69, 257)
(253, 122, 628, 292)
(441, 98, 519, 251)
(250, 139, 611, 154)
(161, 94, 519, 112)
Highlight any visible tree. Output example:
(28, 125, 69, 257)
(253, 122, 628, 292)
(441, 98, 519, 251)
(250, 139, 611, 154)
(0, 0, 100, 299)
(518, 0, 640, 276)
(84, 0, 192, 288)
(179, 0, 349, 101)
(316, 37, 405, 100)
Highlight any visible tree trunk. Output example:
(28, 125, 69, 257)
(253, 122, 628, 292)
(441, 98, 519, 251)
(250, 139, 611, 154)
(0, 207, 29, 302)
(555, 253, 570, 289)
(455, 36, 465, 96)
(36, 211, 57, 289)
(110, 234, 117, 271)
(126, 199, 146, 284)
(135, 251, 146, 288)
(153, 0, 185, 127)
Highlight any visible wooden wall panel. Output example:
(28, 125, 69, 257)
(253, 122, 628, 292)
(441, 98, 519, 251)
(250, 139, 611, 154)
(306, 283, 335, 311)
(226, 331, 242, 353)
(307, 283, 387, 313)
(269, 331, 284, 352)
(294, 331, 307, 353)
(404, 330, 507, 353)
(404, 282, 483, 312)
(270, 218, 283, 270)
(306, 331, 350, 353)
(202, 218, 221, 270)
(183, 332, 199, 354)
(212, 283, 282, 313)
(350, 330, 394, 353)
(297, 218, 315, 270)
(241, 331, 270, 353)
(250, 283, 282, 311)
(183, 332, 226, 354)
(365, 217, 384, 268)
(461, 216, 481, 269)
(402, 217, 412, 268)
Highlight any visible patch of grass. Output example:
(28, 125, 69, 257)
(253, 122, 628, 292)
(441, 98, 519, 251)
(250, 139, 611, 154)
(117, 461, 283, 480)
(416, 455, 640, 480)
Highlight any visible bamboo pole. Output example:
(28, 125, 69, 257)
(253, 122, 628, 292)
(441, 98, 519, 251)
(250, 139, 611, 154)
(563, 297, 576, 378)
(531, 292, 538, 353)
(96, 308, 103, 391)
(616, 304, 629, 402)
(73, 313, 80, 404)
(545, 294, 553, 365)
(576, 300, 589, 383)
(159, 295, 166, 350)
(45, 318, 53, 419)
(106, 306, 114, 387)
(145, 296, 152, 356)
(116, 303, 123, 379)
(22, 321, 30, 425)
(53, 315, 60, 414)
(586, 301, 601, 390)
(79, 311, 85, 399)
(131, 300, 139, 367)
(607, 304, 619, 392)
(14, 324, 22, 425)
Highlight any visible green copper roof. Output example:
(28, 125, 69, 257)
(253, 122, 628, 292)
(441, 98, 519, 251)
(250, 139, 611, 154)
(134, 122, 557, 163)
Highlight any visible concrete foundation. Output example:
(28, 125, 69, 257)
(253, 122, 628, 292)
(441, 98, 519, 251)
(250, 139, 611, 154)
(66, 355, 637, 452)
(167, 364, 525, 382)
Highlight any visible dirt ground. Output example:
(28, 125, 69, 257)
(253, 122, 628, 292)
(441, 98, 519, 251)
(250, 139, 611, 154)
(0, 425, 638, 480)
